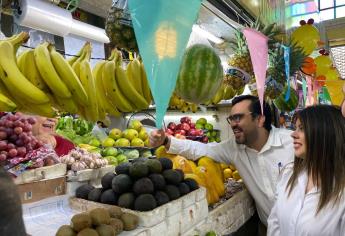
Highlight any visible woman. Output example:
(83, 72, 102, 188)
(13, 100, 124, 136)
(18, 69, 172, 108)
(267, 105, 345, 236)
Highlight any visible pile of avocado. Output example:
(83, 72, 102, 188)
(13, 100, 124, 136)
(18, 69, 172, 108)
(76, 157, 199, 211)
(56, 207, 139, 236)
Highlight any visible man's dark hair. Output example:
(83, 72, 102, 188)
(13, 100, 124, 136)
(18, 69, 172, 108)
(231, 95, 272, 131)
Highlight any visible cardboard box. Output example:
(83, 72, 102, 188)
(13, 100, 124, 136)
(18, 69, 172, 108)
(17, 177, 66, 204)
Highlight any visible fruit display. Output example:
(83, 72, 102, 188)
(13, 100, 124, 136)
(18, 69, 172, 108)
(0, 113, 44, 166)
(55, 207, 139, 235)
(75, 157, 199, 211)
(168, 93, 199, 113)
(0, 33, 153, 121)
(175, 44, 223, 104)
(273, 86, 299, 112)
(165, 116, 221, 143)
(61, 148, 108, 171)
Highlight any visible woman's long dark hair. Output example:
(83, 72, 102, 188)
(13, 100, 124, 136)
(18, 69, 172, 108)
(286, 105, 345, 214)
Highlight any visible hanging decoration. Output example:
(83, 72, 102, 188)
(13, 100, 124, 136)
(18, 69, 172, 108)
(281, 45, 290, 101)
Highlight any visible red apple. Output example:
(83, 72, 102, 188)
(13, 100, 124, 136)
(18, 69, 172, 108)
(175, 129, 186, 136)
(180, 116, 192, 125)
(195, 129, 204, 136)
(188, 129, 198, 136)
(202, 136, 209, 143)
(181, 123, 190, 131)
(190, 123, 196, 129)
(167, 122, 177, 131)
(176, 124, 183, 130)
(165, 128, 174, 135)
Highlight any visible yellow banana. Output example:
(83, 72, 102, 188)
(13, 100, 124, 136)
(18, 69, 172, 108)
(67, 43, 88, 66)
(18, 49, 48, 91)
(115, 65, 149, 110)
(212, 84, 226, 105)
(72, 43, 90, 77)
(140, 62, 152, 105)
(0, 92, 17, 112)
(127, 58, 143, 95)
(80, 59, 99, 122)
(0, 40, 50, 104)
(190, 103, 198, 113)
(180, 102, 189, 113)
(34, 42, 71, 98)
(22, 102, 56, 118)
(55, 96, 79, 114)
(102, 60, 135, 112)
(49, 45, 88, 106)
(223, 84, 236, 100)
(93, 61, 121, 117)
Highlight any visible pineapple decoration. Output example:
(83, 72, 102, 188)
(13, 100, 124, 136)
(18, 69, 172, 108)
(106, 0, 138, 52)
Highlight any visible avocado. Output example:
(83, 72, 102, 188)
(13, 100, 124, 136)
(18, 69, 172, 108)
(89, 208, 111, 226)
(120, 213, 139, 231)
(133, 177, 154, 195)
(117, 192, 135, 209)
(111, 174, 133, 194)
(154, 191, 170, 206)
(175, 169, 185, 179)
(162, 169, 182, 185)
(108, 218, 123, 235)
(178, 182, 190, 195)
(158, 157, 173, 170)
(56, 225, 76, 236)
(101, 172, 116, 190)
(76, 228, 98, 236)
(108, 206, 123, 219)
(100, 189, 118, 205)
(76, 184, 95, 200)
(115, 162, 132, 175)
(164, 185, 180, 200)
(70, 213, 92, 232)
(129, 162, 149, 179)
(88, 188, 103, 202)
(145, 159, 162, 173)
(148, 173, 166, 190)
(184, 178, 199, 191)
(96, 224, 115, 236)
(134, 194, 157, 211)
(131, 157, 147, 163)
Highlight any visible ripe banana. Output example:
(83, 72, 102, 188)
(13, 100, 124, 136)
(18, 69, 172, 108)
(72, 43, 90, 77)
(115, 65, 149, 110)
(127, 58, 143, 95)
(0, 40, 50, 104)
(190, 103, 198, 113)
(49, 45, 88, 106)
(55, 96, 79, 114)
(17, 49, 48, 91)
(102, 60, 135, 112)
(140, 62, 152, 105)
(93, 61, 121, 117)
(67, 42, 88, 66)
(0, 92, 17, 112)
(22, 101, 56, 118)
(223, 84, 236, 100)
(34, 42, 71, 98)
(212, 84, 226, 104)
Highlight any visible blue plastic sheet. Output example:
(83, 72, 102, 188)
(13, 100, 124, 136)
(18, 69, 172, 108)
(128, 0, 202, 128)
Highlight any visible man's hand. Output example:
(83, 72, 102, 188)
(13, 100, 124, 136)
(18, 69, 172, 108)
(149, 129, 166, 147)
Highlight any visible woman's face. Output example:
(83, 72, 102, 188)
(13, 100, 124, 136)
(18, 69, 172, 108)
(32, 116, 57, 136)
(291, 118, 306, 158)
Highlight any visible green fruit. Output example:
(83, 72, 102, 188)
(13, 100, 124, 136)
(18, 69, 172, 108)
(175, 44, 223, 104)
(129, 162, 149, 179)
(211, 130, 217, 137)
(114, 138, 130, 147)
(116, 154, 128, 164)
(102, 138, 115, 147)
(274, 87, 298, 112)
(129, 120, 143, 131)
(104, 156, 118, 166)
(195, 123, 204, 130)
(205, 123, 213, 131)
(209, 137, 216, 143)
(122, 129, 139, 141)
(196, 117, 207, 125)
(134, 194, 157, 211)
(205, 231, 217, 236)
(206, 131, 212, 138)
(103, 147, 118, 157)
(130, 138, 145, 147)
(89, 138, 101, 147)
(145, 159, 162, 174)
(215, 137, 221, 143)
(138, 128, 148, 140)
(109, 128, 122, 140)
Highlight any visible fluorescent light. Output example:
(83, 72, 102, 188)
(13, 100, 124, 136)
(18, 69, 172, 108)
(192, 25, 224, 44)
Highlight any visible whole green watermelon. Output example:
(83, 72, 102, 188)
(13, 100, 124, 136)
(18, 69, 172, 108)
(175, 44, 223, 104)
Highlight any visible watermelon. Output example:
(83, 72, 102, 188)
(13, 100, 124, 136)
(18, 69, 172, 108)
(273, 86, 298, 111)
(175, 44, 223, 104)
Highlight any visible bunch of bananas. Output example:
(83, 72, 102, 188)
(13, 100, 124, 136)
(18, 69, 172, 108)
(0, 32, 153, 120)
(168, 93, 198, 113)
(203, 81, 244, 106)
(94, 48, 152, 114)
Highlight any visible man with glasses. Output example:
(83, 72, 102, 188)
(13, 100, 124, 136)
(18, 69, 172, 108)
(150, 95, 294, 235)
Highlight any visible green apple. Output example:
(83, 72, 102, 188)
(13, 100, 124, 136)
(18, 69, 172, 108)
(104, 156, 118, 166)
(103, 147, 118, 157)
(129, 120, 143, 132)
(209, 137, 216, 143)
(102, 137, 115, 147)
(195, 123, 204, 130)
(89, 138, 101, 147)
(206, 131, 212, 138)
(196, 118, 207, 125)
(114, 138, 130, 147)
(138, 128, 148, 140)
(211, 130, 217, 137)
(116, 154, 128, 163)
(215, 137, 221, 143)
(109, 128, 122, 140)
(122, 129, 139, 141)
(131, 138, 145, 147)
(205, 123, 213, 131)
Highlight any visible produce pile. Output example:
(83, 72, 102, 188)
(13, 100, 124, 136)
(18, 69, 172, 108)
(76, 157, 199, 211)
(100, 147, 152, 166)
(56, 207, 139, 236)
(165, 116, 221, 143)
(61, 148, 108, 171)
(0, 32, 152, 121)
(0, 113, 44, 166)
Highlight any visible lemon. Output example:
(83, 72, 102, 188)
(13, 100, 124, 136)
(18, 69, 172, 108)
(232, 170, 241, 180)
(223, 168, 233, 179)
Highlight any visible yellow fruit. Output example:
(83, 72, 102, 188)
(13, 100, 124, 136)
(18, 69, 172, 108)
(220, 163, 228, 170)
(198, 157, 225, 197)
(232, 170, 241, 180)
(170, 155, 193, 174)
(188, 160, 197, 173)
(102, 138, 115, 147)
(229, 164, 236, 171)
(144, 138, 149, 147)
(129, 120, 143, 132)
(223, 168, 233, 180)
(109, 128, 122, 140)
(131, 138, 145, 147)
(122, 129, 139, 141)
(155, 145, 176, 158)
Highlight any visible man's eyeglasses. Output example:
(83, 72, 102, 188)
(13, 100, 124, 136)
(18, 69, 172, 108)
(226, 112, 253, 124)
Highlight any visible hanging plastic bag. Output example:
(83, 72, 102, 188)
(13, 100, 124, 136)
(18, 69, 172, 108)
(106, 0, 138, 52)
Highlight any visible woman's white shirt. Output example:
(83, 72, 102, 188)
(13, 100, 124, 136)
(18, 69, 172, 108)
(267, 166, 345, 236)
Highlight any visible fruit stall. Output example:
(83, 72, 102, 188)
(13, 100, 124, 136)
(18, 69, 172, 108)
(0, 0, 344, 236)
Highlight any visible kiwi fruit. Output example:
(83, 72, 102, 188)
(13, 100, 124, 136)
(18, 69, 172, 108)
(77, 228, 98, 236)
(96, 224, 115, 236)
(107, 206, 123, 219)
(56, 225, 76, 236)
(89, 208, 110, 226)
(120, 213, 139, 231)
(70, 213, 92, 232)
(108, 218, 123, 235)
